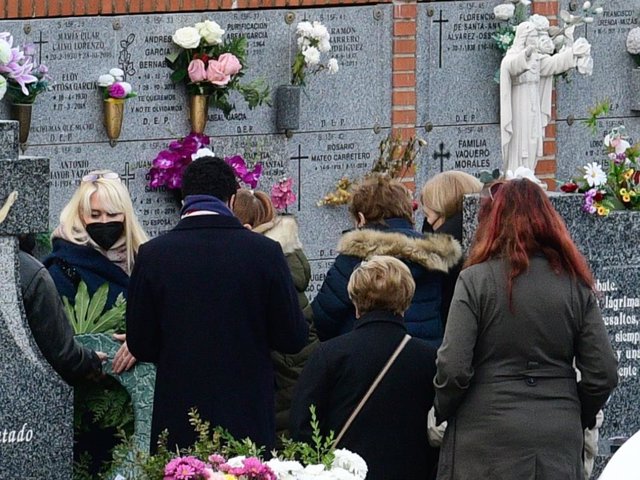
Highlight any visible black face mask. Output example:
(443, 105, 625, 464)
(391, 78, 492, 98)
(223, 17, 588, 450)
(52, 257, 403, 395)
(86, 221, 124, 250)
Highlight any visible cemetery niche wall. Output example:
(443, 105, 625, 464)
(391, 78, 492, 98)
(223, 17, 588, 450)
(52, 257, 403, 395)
(0, 4, 393, 297)
(415, 0, 504, 192)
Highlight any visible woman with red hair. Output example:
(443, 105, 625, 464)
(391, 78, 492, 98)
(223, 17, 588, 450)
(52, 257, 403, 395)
(434, 178, 618, 479)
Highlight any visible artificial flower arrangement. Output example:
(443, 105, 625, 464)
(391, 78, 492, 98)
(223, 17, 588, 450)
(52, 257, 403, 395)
(0, 32, 52, 104)
(148, 133, 263, 191)
(271, 177, 297, 213)
(290, 21, 339, 87)
(560, 125, 640, 216)
(167, 19, 269, 118)
(122, 407, 368, 480)
(491, 1, 602, 81)
(97, 67, 136, 100)
(318, 134, 425, 206)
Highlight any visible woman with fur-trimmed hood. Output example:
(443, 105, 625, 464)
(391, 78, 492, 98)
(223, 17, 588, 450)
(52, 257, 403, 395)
(311, 174, 462, 348)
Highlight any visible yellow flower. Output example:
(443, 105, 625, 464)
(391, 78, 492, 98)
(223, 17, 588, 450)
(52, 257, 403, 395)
(620, 188, 629, 196)
(631, 190, 637, 197)
(597, 206, 610, 216)
(623, 194, 631, 202)
(624, 169, 634, 180)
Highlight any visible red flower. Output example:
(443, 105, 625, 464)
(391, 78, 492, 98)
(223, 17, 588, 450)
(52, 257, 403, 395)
(634, 170, 640, 184)
(560, 182, 578, 193)
(193, 52, 210, 64)
(594, 191, 605, 202)
(412, 200, 419, 211)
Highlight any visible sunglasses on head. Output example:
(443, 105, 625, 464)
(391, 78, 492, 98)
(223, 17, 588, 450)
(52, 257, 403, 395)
(82, 172, 120, 183)
(481, 181, 506, 202)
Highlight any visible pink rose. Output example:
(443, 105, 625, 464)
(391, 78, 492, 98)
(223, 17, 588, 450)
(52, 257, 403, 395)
(107, 82, 127, 98)
(187, 59, 207, 83)
(206, 60, 230, 86)
(216, 53, 242, 76)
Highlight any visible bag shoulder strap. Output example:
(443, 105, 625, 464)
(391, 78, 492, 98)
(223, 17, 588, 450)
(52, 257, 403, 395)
(333, 334, 411, 448)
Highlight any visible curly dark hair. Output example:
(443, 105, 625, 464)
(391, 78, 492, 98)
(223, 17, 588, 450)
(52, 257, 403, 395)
(181, 156, 239, 201)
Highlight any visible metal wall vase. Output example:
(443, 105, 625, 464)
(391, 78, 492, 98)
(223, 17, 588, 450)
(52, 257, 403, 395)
(189, 94, 209, 134)
(275, 85, 301, 133)
(103, 98, 125, 146)
(9, 103, 32, 152)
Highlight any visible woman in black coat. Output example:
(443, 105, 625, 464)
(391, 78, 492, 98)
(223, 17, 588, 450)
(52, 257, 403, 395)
(291, 255, 438, 480)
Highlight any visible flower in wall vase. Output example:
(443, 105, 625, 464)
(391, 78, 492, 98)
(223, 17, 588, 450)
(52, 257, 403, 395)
(9, 102, 32, 151)
(275, 85, 301, 133)
(103, 98, 125, 143)
(189, 94, 209, 134)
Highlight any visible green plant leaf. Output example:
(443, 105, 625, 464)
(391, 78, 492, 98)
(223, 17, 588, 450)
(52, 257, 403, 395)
(86, 282, 109, 325)
(91, 301, 126, 334)
(170, 69, 187, 84)
(73, 281, 90, 333)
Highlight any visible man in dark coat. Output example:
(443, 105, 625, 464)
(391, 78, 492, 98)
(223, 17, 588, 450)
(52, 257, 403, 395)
(291, 255, 438, 480)
(126, 156, 308, 452)
(19, 250, 104, 385)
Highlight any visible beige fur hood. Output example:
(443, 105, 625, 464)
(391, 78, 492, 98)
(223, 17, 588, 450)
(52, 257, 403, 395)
(256, 215, 303, 255)
(338, 228, 462, 273)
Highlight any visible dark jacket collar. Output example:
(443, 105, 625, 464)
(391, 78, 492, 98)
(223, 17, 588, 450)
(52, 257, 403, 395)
(354, 310, 407, 331)
(173, 214, 245, 231)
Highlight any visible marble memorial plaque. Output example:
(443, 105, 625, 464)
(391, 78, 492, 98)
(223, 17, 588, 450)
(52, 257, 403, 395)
(556, 0, 640, 122)
(415, 124, 502, 193)
(417, 0, 503, 129)
(555, 116, 640, 184)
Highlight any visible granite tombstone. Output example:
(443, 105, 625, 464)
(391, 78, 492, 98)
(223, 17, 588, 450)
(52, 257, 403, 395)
(0, 121, 70, 479)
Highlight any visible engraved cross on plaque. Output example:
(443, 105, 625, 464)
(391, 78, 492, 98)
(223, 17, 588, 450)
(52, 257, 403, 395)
(33, 31, 49, 65)
(120, 162, 136, 189)
(433, 142, 450, 173)
(290, 145, 309, 211)
(434, 10, 449, 69)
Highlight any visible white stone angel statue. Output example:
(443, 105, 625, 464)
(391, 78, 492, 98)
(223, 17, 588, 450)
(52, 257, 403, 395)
(500, 21, 592, 174)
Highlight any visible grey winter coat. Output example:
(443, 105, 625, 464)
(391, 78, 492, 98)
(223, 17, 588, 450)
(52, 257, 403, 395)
(434, 256, 618, 480)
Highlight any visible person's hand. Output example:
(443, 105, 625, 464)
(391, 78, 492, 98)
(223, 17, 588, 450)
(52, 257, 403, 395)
(112, 333, 137, 374)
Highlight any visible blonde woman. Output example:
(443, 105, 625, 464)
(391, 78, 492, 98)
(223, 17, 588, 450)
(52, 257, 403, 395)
(44, 169, 148, 373)
(421, 170, 483, 240)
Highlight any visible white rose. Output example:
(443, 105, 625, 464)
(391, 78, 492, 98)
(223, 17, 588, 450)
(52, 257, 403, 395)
(98, 74, 115, 87)
(318, 38, 331, 53)
(627, 27, 640, 55)
(296, 21, 314, 38)
(583, 1, 591, 9)
(0, 39, 10, 65)
(327, 58, 339, 74)
(109, 67, 125, 80)
(311, 21, 330, 42)
(537, 34, 555, 55)
(493, 4, 515, 21)
(195, 20, 225, 45)
(119, 81, 133, 95)
(595, 7, 603, 14)
(529, 14, 550, 32)
(0, 76, 6, 101)
(583, 16, 594, 24)
(172, 26, 201, 49)
(303, 46, 321, 66)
